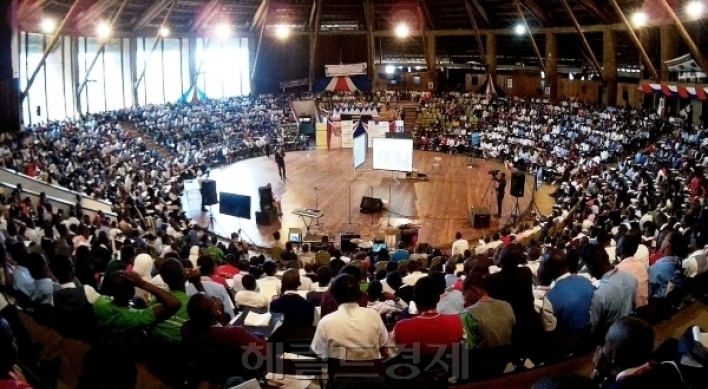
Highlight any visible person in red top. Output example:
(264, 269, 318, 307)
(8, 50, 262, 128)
(390, 276, 464, 357)
(0, 318, 33, 389)
(216, 254, 240, 279)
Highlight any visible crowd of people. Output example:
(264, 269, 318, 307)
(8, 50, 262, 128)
(0, 90, 706, 389)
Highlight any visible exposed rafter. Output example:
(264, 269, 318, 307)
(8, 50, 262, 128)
(559, 0, 603, 80)
(250, 0, 268, 32)
(469, 0, 490, 26)
(607, 0, 659, 80)
(574, 0, 611, 24)
(513, 0, 545, 72)
(418, 0, 435, 29)
(655, 0, 708, 78)
(308, 0, 317, 30)
(462, 0, 486, 65)
(190, 0, 221, 32)
(132, 0, 171, 31)
(521, 0, 553, 27)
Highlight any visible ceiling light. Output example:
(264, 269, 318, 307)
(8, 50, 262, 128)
(687, 0, 703, 17)
(159, 27, 170, 37)
(394, 23, 410, 38)
(96, 21, 111, 39)
(215, 23, 231, 38)
(514, 24, 526, 35)
(385, 65, 395, 74)
(631, 12, 647, 27)
(41, 18, 56, 34)
(275, 25, 290, 40)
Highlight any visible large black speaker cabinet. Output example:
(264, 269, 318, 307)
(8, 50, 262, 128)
(471, 208, 491, 229)
(201, 180, 218, 205)
(255, 210, 279, 225)
(340, 233, 362, 253)
(360, 196, 383, 213)
(510, 172, 526, 198)
(259, 184, 274, 203)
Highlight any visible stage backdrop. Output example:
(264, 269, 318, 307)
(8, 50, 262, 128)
(328, 118, 393, 149)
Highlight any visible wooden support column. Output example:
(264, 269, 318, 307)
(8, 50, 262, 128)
(545, 32, 558, 101)
(308, 0, 321, 93)
(603, 29, 618, 106)
(486, 34, 497, 79)
(71, 37, 82, 114)
(660, 25, 678, 81)
(426, 34, 436, 91)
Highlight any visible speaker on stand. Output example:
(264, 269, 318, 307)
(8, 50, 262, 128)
(201, 180, 218, 206)
(256, 184, 279, 225)
(505, 172, 525, 228)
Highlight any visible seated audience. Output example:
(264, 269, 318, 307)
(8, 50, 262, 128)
(234, 274, 269, 309)
(256, 260, 282, 299)
(269, 269, 316, 328)
(366, 281, 407, 316)
(591, 317, 685, 389)
(649, 231, 686, 300)
(402, 260, 425, 286)
(615, 231, 649, 308)
(580, 243, 637, 335)
(231, 259, 252, 292)
(93, 271, 180, 333)
(320, 265, 368, 316)
(389, 276, 463, 356)
(307, 267, 331, 306)
(311, 274, 388, 360)
(461, 273, 515, 349)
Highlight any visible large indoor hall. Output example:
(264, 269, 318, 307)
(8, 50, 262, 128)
(1, 0, 708, 388)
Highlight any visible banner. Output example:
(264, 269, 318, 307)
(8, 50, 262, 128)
(665, 53, 703, 73)
(279, 78, 309, 89)
(325, 63, 367, 77)
(368, 121, 390, 148)
(315, 123, 327, 150)
(341, 120, 354, 148)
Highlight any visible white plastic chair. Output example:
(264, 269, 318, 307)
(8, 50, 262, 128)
(432, 156, 442, 172)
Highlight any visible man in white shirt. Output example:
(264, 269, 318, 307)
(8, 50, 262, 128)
(683, 243, 708, 279)
(234, 274, 270, 309)
(311, 274, 388, 361)
(451, 232, 469, 257)
(256, 261, 282, 300)
(402, 260, 426, 286)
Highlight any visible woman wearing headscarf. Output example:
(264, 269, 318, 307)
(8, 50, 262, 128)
(133, 253, 154, 303)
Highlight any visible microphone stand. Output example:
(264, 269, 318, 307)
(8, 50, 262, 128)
(313, 186, 322, 227)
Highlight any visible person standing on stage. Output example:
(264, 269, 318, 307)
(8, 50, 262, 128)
(494, 172, 506, 217)
(275, 146, 286, 180)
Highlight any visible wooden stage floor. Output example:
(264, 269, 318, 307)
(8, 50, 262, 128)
(184, 150, 555, 249)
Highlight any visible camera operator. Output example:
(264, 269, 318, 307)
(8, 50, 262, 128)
(493, 171, 506, 217)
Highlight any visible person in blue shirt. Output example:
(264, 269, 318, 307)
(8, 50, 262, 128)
(649, 231, 686, 300)
(25, 252, 59, 306)
(391, 241, 410, 263)
(580, 243, 637, 336)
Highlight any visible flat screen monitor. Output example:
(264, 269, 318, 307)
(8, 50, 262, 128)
(372, 137, 413, 172)
(353, 133, 367, 169)
(219, 192, 251, 219)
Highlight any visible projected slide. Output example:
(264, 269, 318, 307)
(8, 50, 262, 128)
(373, 138, 413, 172)
(354, 134, 367, 168)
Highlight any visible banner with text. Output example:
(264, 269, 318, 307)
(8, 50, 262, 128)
(315, 123, 328, 150)
(325, 63, 367, 77)
(341, 120, 355, 148)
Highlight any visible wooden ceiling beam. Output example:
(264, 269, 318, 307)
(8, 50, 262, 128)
(418, 0, 435, 29)
(462, 0, 486, 65)
(249, 0, 268, 32)
(520, 0, 554, 27)
(132, 0, 171, 31)
(559, 0, 604, 80)
(190, 0, 221, 32)
(574, 0, 611, 24)
(469, 0, 490, 26)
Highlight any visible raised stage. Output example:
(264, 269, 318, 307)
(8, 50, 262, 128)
(183, 150, 554, 249)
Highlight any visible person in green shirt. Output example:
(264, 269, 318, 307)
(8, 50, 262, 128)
(205, 235, 225, 264)
(103, 246, 136, 283)
(93, 270, 181, 333)
(150, 259, 205, 343)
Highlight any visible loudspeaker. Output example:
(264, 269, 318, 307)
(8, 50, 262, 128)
(259, 185, 273, 203)
(510, 172, 525, 198)
(201, 180, 218, 205)
(360, 196, 383, 213)
(340, 233, 361, 253)
(255, 210, 278, 225)
(471, 208, 491, 229)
